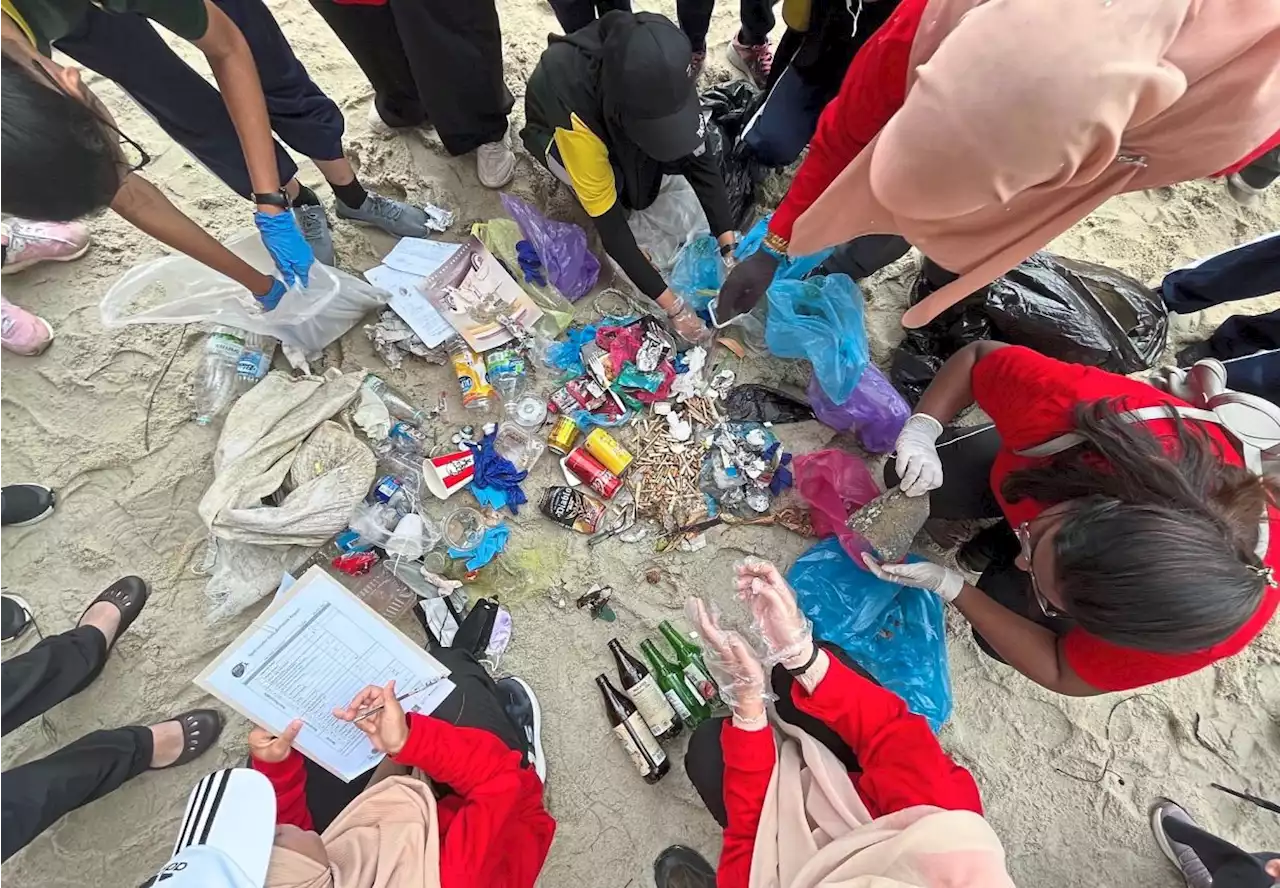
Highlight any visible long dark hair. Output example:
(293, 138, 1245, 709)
(1, 54, 122, 221)
(1003, 400, 1275, 653)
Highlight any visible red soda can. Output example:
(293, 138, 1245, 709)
(564, 447, 622, 499)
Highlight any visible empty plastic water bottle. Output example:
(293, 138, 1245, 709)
(363, 375, 431, 426)
(194, 326, 246, 425)
(236, 332, 276, 393)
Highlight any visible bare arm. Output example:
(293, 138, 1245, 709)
(112, 174, 274, 295)
(952, 584, 1102, 696)
(192, 0, 282, 204)
(914, 340, 1009, 424)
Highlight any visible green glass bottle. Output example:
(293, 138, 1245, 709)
(640, 638, 709, 728)
(658, 620, 721, 706)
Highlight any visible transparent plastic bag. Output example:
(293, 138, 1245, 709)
(99, 231, 390, 362)
(670, 232, 725, 312)
(787, 538, 952, 732)
(807, 365, 910, 453)
(473, 217, 574, 333)
(628, 176, 709, 275)
(765, 274, 870, 403)
(500, 193, 600, 302)
(792, 449, 881, 563)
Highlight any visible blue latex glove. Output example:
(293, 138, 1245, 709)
(468, 432, 528, 515)
(255, 278, 287, 311)
(254, 210, 313, 288)
(449, 523, 509, 570)
(471, 485, 508, 511)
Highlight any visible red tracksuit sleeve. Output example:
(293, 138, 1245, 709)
(767, 0, 926, 243)
(717, 725, 776, 888)
(393, 714, 553, 888)
(797, 657, 982, 817)
(251, 750, 314, 831)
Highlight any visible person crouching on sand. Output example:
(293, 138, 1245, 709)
(864, 341, 1278, 697)
(652, 562, 1014, 888)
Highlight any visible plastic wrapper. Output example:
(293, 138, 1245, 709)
(788, 538, 952, 731)
(807, 365, 910, 453)
(99, 231, 390, 366)
(670, 233, 725, 312)
(472, 218, 574, 332)
(723, 384, 814, 424)
(628, 176, 709, 275)
(700, 82, 767, 228)
(792, 449, 881, 563)
(500, 192, 599, 302)
(765, 274, 870, 403)
(543, 323, 600, 376)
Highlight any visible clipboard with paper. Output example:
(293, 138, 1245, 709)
(196, 566, 454, 781)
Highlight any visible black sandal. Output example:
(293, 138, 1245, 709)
(77, 576, 148, 651)
(151, 709, 224, 770)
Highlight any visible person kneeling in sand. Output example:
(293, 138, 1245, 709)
(865, 341, 1278, 697)
(654, 561, 1013, 888)
(241, 644, 554, 888)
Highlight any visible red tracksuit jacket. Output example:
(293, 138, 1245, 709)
(716, 656, 983, 888)
(253, 714, 555, 888)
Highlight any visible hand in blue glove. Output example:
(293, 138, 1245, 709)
(254, 210, 313, 288)
(255, 278, 287, 311)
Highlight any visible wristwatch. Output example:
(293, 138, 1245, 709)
(718, 234, 740, 259)
(253, 189, 291, 211)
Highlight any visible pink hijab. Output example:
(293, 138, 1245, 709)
(788, 0, 1280, 328)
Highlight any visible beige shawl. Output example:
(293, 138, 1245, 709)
(788, 0, 1280, 329)
(750, 721, 1015, 888)
(264, 777, 442, 888)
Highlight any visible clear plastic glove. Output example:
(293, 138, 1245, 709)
(893, 413, 945, 497)
(686, 596, 768, 722)
(735, 557, 814, 669)
(255, 278, 287, 312)
(861, 553, 965, 602)
(718, 250, 777, 319)
(254, 209, 314, 288)
(666, 296, 712, 345)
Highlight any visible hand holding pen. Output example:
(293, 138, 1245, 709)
(334, 680, 411, 756)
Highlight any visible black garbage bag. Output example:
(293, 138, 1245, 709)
(724, 384, 815, 424)
(889, 252, 1168, 404)
(701, 82, 768, 228)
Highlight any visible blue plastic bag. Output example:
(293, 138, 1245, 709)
(765, 274, 870, 403)
(736, 215, 832, 280)
(787, 538, 952, 732)
(670, 233, 724, 312)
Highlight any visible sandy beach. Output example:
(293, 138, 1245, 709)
(1, 1, 1278, 885)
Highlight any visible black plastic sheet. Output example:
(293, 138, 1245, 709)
(701, 82, 768, 229)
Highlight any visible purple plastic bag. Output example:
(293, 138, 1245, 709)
(500, 193, 600, 302)
(807, 365, 910, 453)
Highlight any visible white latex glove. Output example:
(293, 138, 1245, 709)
(861, 554, 965, 602)
(735, 558, 814, 669)
(687, 597, 767, 724)
(893, 413, 945, 497)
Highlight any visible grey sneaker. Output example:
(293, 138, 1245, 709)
(476, 138, 516, 189)
(1150, 799, 1213, 888)
(335, 192, 430, 238)
(293, 204, 335, 267)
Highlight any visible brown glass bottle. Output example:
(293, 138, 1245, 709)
(609, 638, 681, 742)
(596, 674, 669, 783)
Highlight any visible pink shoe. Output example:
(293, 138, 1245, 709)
(727, 36, 773, 89)
(1, 219, 91, 275)
(1, 297, 54, 356)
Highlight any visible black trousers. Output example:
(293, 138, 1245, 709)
(1, 627, 154, 861)
(309, 0, 512, 157)
(1165, 817, 1279, 888)
(548, 0, 775, 50)
(684, 642, 876, 826)
(1238, 147, 1280, 191)
(55, 0, 345, 200)
(295, 645, 527, 832)
(882, 425, 1074, 659)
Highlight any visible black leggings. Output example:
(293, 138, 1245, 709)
(882, 424, 1074, 659)
(684, 641, 876, 826)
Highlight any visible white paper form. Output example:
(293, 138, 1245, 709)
(382, 237, 461, 277)
(364, 237, 463, 348)
(197, 567, 454, 781)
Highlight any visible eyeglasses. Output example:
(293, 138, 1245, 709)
(1014, 520, 1065, 619)
(33, 59, 151, 175)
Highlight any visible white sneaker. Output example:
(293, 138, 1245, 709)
(476, 137, 516, 189)
(367, 103, 395, 138)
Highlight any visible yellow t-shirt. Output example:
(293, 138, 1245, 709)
(550, 112, 618, 218)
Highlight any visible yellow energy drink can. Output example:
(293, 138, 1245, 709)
(584, 427, 633, 475)
(547, 415, 580, 455)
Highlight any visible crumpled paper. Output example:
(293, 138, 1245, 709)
(364, 310, 448, 370)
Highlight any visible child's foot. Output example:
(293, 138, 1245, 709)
(1, 297, 54, 356)
(1, 219, 90, 275)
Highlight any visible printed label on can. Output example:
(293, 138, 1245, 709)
(613, 712, 667, 776)
(584, 428, 633, 475)
(626, 675, 676, 737)
(547, 417, 580, 455)
(564, 448, 620, 499)
(538, 486, 607, 534)
(663, 689, 692, 721)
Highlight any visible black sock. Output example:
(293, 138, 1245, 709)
(292, 184, 322, 207)
(329, 179, 369, 211)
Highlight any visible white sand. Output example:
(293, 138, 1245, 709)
(2, 1, 1278, 885)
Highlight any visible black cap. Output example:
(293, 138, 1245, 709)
(605, 15, 705, 162)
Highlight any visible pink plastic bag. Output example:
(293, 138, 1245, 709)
(792, 450, 881, 565)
